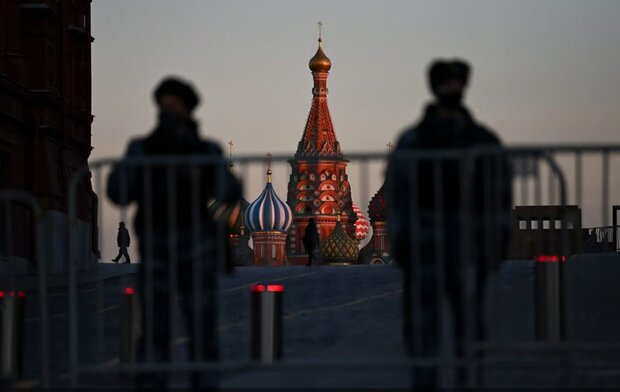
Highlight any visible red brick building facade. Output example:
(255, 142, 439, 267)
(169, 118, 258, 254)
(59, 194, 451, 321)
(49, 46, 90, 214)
(0, 0, 97, 272)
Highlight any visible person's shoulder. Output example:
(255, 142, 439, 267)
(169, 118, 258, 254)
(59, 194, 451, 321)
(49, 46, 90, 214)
(473, 122, 503, 146)
(463, 108, 502, 146)
(124, 137, 148, 156)
(395, 123, 425, 150)
(394, 104, 438, 150)
(197, 138, 224, 155)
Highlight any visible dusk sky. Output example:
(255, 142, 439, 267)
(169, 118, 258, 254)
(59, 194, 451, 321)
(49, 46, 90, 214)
(91, 0, 620, 161)
(90, 1, 620, 257)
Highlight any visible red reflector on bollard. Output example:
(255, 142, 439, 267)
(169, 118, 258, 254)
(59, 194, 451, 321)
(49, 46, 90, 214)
(251, 282, 283, 362)
(17, 291, 25, 298)
(124, 287, 135, 295)
(9, 291, 15, 297)
(535, 255, 566, 263)
(0, 291, 4, 298)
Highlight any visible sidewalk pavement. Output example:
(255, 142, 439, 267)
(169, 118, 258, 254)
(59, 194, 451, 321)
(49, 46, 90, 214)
(0, 262, 138, 291)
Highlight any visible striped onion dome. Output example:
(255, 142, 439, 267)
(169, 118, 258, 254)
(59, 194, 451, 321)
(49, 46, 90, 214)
(207, 198, 249, 235)
(245, 168, 292, 233)
(352, 203, 370, 241)
(320, 216, 359, 264)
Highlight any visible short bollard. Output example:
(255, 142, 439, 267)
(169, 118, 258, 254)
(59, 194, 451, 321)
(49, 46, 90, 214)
(534, 255, 565, 341)
(120, 287, 140, 363)
(251, 284, 283, 363)
(0, 291, 25, 380)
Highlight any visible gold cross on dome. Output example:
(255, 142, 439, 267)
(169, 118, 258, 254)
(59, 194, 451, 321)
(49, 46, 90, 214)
(387, 142, 393, 153)
(227, 140, 235, 171)
(266, 152, 273, 183)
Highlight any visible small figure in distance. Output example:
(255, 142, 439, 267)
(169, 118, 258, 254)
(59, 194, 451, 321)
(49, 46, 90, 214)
(303, 218, 320, 266)
(112, 221, 131, 263)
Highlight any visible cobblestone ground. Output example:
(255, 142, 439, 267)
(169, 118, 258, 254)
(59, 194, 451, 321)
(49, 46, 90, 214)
(14, 254, 620, 388)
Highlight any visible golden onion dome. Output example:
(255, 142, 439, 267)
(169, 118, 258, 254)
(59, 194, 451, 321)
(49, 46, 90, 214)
(309, 38, 331, 72)
(320, 218, 359, 265)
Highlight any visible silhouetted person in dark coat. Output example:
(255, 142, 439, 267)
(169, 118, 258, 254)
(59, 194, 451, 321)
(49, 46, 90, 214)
(112, 221, 131, 263)
(303, 218, 320, 266)
(386, 59, 512, 389)
(107, 76, 242, 389)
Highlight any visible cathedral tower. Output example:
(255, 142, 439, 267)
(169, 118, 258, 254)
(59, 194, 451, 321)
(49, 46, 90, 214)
(286, 27, 355, 263)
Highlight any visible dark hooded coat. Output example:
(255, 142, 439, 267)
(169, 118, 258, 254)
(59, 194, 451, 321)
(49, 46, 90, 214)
(386, 104, 512, 381)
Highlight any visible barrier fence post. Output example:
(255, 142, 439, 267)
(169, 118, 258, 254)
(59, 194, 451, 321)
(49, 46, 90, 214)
(534, 256, 564, 341)
(0, 291, 25, 381)
(120, 287, 140, 363)
(613, 205, 619, 251)
(251, 284, 283, 363)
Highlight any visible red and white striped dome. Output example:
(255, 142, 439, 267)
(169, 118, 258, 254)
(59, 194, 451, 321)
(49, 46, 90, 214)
(352, 203, 370, 241)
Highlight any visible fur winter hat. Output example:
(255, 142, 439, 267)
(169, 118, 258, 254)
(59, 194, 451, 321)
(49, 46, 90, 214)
(154, 77, 200, 112)
(428, 59, 470, 94)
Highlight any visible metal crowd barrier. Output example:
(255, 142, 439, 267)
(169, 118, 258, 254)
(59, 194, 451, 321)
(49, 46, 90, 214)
(68, 155, 234, 387)
(63, 145, 620, 388)
(0, 191, 49, 387)
(388, 145, 620, 388)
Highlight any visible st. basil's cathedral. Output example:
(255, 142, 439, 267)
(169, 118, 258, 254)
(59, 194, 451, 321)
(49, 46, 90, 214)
(210, 32, 390, 266)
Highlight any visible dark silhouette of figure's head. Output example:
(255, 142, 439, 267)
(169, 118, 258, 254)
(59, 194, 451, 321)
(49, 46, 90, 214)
(428, 59, 470, 110)
(153, 77, 200, 133)
(119, 221, 125, 228)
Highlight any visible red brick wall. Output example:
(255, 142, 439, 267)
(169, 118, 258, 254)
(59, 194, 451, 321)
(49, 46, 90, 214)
(0, 0, 97, 260)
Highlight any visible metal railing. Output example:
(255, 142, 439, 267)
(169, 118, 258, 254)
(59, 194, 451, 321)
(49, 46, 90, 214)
(582, 225, 620, 252)
(56, 144, 620, 388)
(389, 147, 569, 388)
(0, 191, 49, 387)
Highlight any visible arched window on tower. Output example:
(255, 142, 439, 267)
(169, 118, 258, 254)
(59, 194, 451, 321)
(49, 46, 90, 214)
(320, 205, 336, 215)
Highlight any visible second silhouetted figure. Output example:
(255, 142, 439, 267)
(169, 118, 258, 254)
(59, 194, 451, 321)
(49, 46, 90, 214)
(387, 59, 512, 389)
(303, 218, 320, 266)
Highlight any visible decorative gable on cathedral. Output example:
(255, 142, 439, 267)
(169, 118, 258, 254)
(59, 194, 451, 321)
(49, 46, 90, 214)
(296, 98, 343, 159)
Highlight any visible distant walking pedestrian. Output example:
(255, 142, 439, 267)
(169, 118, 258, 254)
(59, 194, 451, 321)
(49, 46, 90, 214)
(112, 221, 131, 263)
(303, 218, 320, 266)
